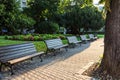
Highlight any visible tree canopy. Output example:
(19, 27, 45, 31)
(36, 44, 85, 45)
(0, 0, 105, 34)
(0, 0, 35, 34)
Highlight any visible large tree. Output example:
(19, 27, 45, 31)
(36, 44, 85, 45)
(98, 0, 120, 79)
(63, 5, 104, 34)
(24, 0, 60, 33)
(0, 0, 35, 34)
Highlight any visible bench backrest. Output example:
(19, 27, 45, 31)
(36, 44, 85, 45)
(0, 43, 37, 62)
(67, 36, 78, 43)
(45, 38, 63, 49)
(89, 34, 94, 39)
(80, 35, 87, 40)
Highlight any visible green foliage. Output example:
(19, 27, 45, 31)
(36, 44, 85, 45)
(64, 5, 105, 34)
(64, 5, 82, 34)
(0, 0, 35, 34)
(15, 14, 36, 34)
(24, 0, 60, 33)
(0, 0, 105, 35)
(80, 6, 105, 32)
(0, 4, 5, 15)
(33, 41, 47, 52)
(0, 0, 19, 34)
(58, 0, 93, 14)
(5, 34, 69, 41)
(37, 21, 59, 34)
(97, 34, 104, 38)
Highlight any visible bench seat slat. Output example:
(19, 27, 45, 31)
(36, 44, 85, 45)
(8, 52, 44, 64)
(72, 41, 81, 44)
(0, 50, 36, 61)
(53, 44, 68, 49)
(48, 44, 67, 49)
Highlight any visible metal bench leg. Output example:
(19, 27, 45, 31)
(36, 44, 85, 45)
(39, 55, 43, 62)
(0, 63, 3, 72)
(45, 50, 48, 55)
(53, 52, 56, 56)
(85, 40, 87, 44)
(72, 44, 74, 48)
(31, 58, 33, 61)
(65, 47, 68, 51)
(79, 43, 81, 46)
(53, 49, 56, 56)
(10, 65, 14, 75)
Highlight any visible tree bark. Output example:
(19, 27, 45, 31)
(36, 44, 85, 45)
(100, 0, 120, 78)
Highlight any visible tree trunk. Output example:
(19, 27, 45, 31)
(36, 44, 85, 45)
(100, 0, 120, 78)
(71, 26, 80, 34)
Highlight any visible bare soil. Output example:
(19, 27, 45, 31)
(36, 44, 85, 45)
(82, 63, 120, 80)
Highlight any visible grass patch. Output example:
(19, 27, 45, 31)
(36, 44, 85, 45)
(0, 36, 26, 46)
(62, 39, 68, 44)
(33, 41, 47, 52)
(97, 34, 104, 38)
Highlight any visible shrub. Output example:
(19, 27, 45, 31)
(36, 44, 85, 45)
(5, 35, 9, 39)
(5, 34, 71, 41)
(36, 21, 59, 34)
(43, 34, 53, 40)
(16, 14, 36, 34)
(58, 35, 66, 40)
(34, 36, 39, 41)
(12, 35, 18, 40)
(28, 36, 34, 41)
(19, 35, 24, 41)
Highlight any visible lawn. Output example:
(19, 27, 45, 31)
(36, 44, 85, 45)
(0, 36, 25, 46)
(97, 34, 104, 38)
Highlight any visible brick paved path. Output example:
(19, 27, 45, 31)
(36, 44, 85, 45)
(1, 39, 104, 80)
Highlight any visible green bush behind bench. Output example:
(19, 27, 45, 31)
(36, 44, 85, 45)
(5, 34, 73, 41)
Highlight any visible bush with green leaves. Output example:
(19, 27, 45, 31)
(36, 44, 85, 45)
(80, 6, 105, 32)
(15, 14, 36, 34)
(5, 34, 69, 41)
(64, 5, 105, 34)
(0, 0, 35, 34)
(36, 21, 59, 34)
(23, 0, 60, 33)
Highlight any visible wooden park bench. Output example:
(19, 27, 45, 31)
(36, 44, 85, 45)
(80, 35, 90, 43)
(88, 34, 97, 40)
(67, 36, 82, 47)
(44, 38, 68, 55)
(0, 43, 44, 75)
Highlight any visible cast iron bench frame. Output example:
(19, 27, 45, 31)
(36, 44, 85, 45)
(67, 36, 82, 47)
(80, 35, 90, 43)
(88, 34, 97, 41)
(0, 43, 44, 75)
(44, 38, 68, 55)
